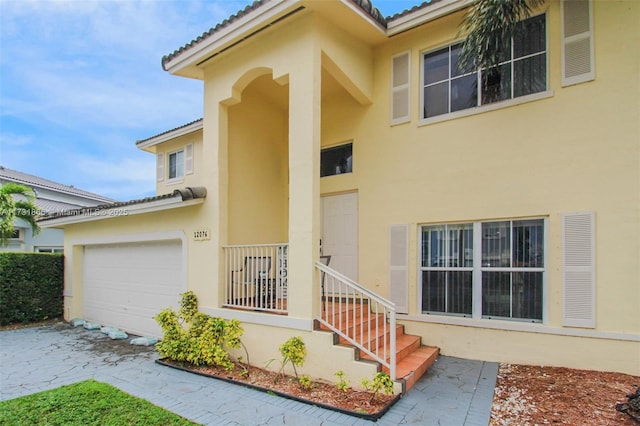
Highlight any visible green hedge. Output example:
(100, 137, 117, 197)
(0, 253, 64, 325)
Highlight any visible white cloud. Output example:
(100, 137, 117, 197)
(0, 0, 259, 200)
(0, 132, 34, 147)
(0, 0, 251, 125)
(70, 154, 156, 200)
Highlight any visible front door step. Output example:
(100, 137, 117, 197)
(317, 305, 439, 393)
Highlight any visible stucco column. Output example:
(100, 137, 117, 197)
(200, 76, 229, 308)
(287, 41, 321, 321)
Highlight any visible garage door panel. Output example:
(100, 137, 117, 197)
(83, 240, 183, 337)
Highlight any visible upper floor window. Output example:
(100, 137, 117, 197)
(168, 149, 184, 180)
(157, 143, 193, 183)
(422, 13, 546, 120)
(321, 143, 352, 177)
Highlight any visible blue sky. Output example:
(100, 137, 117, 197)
(0, 0, 420, 201)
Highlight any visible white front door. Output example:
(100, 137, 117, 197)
(321, 192, 358, 281)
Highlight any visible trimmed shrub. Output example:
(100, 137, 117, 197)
(155, 291, 243, 370)
(0, 252, 63, 325)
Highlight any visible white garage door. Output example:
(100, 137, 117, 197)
(83, 240, 183, 337)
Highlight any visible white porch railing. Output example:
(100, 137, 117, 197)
(223, 244, 288, 314)
(315, 261, 397, 380)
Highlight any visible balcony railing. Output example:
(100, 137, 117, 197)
(222, 243, 288, 314)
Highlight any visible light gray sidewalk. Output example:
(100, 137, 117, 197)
(0, 323, 497, 425)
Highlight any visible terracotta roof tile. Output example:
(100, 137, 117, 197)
(350, 0, 387, 26)
(162, 0, 268, 70)
(38, 187, 207, 221)
(35, 198, 84, 214)
(136, 118, 203, 146)
(162, 0, 390, 70)
(386, 0, 444, 22)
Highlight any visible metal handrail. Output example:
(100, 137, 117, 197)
(315, 261, 397, 380)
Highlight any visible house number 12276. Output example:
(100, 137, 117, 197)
(193, 229, 210, 241)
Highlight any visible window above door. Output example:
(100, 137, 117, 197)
(321, 143, 352, 178)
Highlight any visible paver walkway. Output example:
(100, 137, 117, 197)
(0, 323, 498, 425)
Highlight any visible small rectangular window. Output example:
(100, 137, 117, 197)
(168, 149, 184, 180)
(321, 143, 352, 177)
(36, 247, 63, 253)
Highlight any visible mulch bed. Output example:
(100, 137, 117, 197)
(156, 358, 400, 421)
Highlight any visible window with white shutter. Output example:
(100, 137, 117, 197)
(389, 224, 409, 314)
(185, 143, 194, 175)
(391, 51, 410, 125)
(156, 152, 164, 182)
(419, 218, 545, 322)
(561, 0, 594, 86)
(562, 211, 595, 328)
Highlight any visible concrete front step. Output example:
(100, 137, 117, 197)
(319, 303, 439, 393)
(320, 301, 365, 316)
(392, 346, 440, 391)
(319, 312, 386, 336)
(326, 323, 406, 348)
(358, 332, 420, 364)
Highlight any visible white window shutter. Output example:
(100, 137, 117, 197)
(156, 152, 164, 182)
(562, 211, 595, 328)
(389, 224, 409, 314)
(391, 51, 410, 124)
(185, 143, 194, 175)
(561, 0, 594, 86)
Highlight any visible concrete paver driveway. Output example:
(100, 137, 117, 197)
(0, 323, 497, 425)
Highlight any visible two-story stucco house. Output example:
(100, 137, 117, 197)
(40, 0, 640, 391)
(1, 166, 114, 253)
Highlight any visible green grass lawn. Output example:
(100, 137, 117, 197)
(0, 379, 197, 425)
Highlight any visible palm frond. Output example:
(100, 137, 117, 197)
(14, 200, 42, 237)
(0, 183, 40, 245)
(0, 182, 36, 201)
(458, 0, 545, 72)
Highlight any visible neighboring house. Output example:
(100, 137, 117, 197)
(1, 166, 115, 252)
(40, 0, 640, 391)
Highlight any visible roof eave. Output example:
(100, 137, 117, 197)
(386, 0, 472, 36)
(162, 0, 302, 78)
(40, 197, 205, 228)
(136, 119, 203, 151)
(39, 187, 207, 228)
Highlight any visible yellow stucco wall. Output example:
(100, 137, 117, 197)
(319, 1, 639, 374)
(227, 77, 289, 245)
(59, 1, 639, 378)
